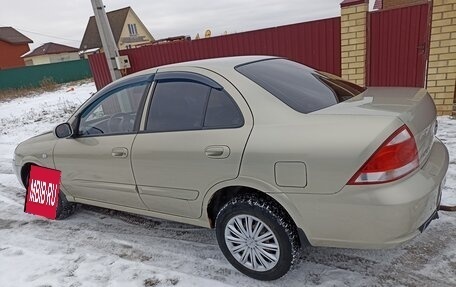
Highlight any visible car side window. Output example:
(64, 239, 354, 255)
(146, 81, 211, 132)
(79, 82, 148, 136)
(204, 89, 244, 128)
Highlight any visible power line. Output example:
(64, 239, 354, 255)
(17, 28, 81, 43)
(1, 25, 80, 43)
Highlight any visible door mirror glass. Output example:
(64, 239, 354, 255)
(55, 123, 73, 138)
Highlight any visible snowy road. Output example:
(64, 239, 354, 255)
(0, 82, 455, 287)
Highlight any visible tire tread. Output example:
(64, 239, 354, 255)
(215, 194, 300, 280)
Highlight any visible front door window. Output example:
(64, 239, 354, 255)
(79, 82, 148, 136)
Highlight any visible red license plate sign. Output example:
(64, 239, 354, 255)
(25, 166, 61, 220)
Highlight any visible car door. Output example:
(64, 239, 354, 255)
(131, 68, 253, 218)
(54, 75, 152, 209)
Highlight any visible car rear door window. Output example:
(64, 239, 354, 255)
(204, 89, 244, 128)
(146, 81, 210, 132)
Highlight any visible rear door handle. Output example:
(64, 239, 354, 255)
(205, 145, 230, 159)
(112, 147, 128, 158)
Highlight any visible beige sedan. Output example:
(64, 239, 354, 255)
(13, 56, 449, 280)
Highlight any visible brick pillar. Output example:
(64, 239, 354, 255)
(427, 0, 456, 116)
(340, 0, 368, 86)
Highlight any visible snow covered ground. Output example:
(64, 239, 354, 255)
(0, 81, 455, 287)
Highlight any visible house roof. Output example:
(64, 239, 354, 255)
(22, 42, 79, 58)
(0, 27, 33, 44)
(79, 6, 130, 50)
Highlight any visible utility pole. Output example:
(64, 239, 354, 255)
(91, 0, 122, 81)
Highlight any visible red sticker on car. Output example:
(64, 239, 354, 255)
(24, 166, 61, 220)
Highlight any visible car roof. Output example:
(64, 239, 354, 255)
(160, 55, 277, 69)
(126, 55, 279, 78)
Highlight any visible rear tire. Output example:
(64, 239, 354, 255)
(215, 195, 299, 280)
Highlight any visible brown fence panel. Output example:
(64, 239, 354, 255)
(90, 17, 341, 89)
(368, 3, 430, 87)
(87, 53, 112, 90)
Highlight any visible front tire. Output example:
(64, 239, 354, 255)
(25, 168, 77, 220)
(215, 196, 299, 280)
(55, 191, 77, 220)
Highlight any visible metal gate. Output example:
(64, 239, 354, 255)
(367, 3, 430, 87)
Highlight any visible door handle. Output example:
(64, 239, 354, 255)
(112, 147, 128, 158)
(205, 145, 230, 159)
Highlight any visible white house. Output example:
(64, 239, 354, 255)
(22, 42, 79, 66)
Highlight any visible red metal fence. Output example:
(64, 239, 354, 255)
(367, 3, 430, 87)
(89, 17, 341, 89)
(87, 51, 111, 90)
(89, 5, 432, 90)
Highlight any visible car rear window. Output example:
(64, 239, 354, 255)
(235, 58, 364, 113)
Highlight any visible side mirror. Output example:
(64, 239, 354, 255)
(54, 123, 73, 138)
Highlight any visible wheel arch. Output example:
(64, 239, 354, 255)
(19, 160, 75, 202)
(20, 161, 41, 187)
(204, 179, 310, 247)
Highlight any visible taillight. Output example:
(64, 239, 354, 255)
(348, 125, 419, 185)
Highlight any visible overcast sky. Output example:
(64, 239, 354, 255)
(0, 0, 374, 50)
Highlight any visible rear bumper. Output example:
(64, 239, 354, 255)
(290, 138, 449, 249)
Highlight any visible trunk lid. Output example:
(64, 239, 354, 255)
(314, 87, 437, 165)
